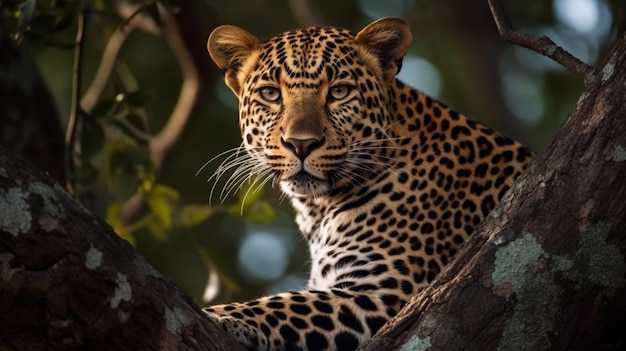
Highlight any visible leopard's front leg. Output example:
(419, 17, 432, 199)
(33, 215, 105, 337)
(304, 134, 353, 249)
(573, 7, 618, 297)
(204, 289, 402, 351)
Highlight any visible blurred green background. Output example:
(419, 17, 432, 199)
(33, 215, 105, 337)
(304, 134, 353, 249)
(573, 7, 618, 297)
(1, 0, 624, 306)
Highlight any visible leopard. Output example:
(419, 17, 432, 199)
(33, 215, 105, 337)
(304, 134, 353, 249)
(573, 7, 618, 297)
(203, 17, 534, 351)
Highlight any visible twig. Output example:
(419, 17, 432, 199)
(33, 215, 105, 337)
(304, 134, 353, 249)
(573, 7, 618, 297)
(149, 2, 200, 170)
(81, 2, 161, 114)
(65, 9, 86, 194)
(119, 1, 200, 223)
(487, 0, 598, 83)
(80, 27, 133, 113)
(116, 1, 162, 34)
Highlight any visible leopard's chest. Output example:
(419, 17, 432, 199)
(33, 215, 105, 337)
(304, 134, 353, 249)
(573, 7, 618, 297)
(287, 163, 482, 293)
(290, 188, 410, 290)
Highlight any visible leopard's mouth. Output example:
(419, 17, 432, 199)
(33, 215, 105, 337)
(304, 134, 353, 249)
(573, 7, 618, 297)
(280, 171, 331, 197)
(285, 171, 327, 188)
(288, 171, 322, 182)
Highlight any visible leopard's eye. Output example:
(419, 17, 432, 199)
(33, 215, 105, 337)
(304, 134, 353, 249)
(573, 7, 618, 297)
(259, 87, 281, 102)
(328, 85, 352, 101)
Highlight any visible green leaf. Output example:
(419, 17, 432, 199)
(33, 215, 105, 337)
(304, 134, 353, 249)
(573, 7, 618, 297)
(147, 220, 170, 241)
(146, 184, 180, 228)
(139, 172, 156, 193)
(179, 204, 214, 228)
(105, 141, 131, 188)
(147, 192, 172, 227)
(154, 183, 180, 202)
(124, 233, 137, 246)
(104, 140, 151, 197)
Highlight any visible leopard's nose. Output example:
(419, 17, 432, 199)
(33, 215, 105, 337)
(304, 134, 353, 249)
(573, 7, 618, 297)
(282, 137, 325, 160)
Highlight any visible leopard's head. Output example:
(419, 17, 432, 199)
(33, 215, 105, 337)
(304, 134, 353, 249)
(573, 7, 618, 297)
(207, 18, 411, 198)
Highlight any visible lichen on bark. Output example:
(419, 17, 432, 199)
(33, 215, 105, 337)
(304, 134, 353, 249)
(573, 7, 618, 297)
(492, 233, 565, 351)
(399, 335, 432, 351)
(0, 187, 31, 235)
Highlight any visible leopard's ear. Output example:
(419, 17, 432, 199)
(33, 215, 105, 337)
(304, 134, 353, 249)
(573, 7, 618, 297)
(355, 17, 412, 81)
(208, 25, 260, 96)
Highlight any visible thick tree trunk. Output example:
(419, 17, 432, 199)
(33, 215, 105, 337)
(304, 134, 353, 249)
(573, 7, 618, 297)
(0, 148, 244, 351)
(359, 31, 626, 351)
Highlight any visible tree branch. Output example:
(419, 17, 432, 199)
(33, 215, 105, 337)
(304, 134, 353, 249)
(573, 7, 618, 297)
(119, 1, 201, 223)
(487, 0, 598, 83)
(0, 146, 245, 351)
(65, 9, 86, 195)
(73, 0, 201, 224)
(81, 1, 162, 116)
(150, 2, 200, 170)
(80, 28, 133, 114)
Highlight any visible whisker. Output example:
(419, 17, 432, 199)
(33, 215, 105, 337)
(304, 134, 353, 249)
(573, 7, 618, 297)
(220, 165, 256, 200)
(278, 191, 289, 204)
(199, 126, 414, 205)
(333, 169, 363, 188)
(222, 162, 269, 201)
(198, 144, 269, 204)
(203, 147, 248, 185)
(196, 143, 246, 177)
(238, 174, 270, 215)
(211, 155, 258, 202)
(257, 170, 278, 191)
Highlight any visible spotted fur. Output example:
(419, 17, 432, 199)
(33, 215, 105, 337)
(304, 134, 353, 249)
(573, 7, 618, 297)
(204, 18, 534, 351)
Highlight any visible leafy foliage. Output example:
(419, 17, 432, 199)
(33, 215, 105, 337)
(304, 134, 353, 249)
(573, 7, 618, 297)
(1, 0, 79, 44)
(2, 0, 279, 303)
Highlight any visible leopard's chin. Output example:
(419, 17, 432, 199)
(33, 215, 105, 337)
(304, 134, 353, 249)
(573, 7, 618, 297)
(280, 172, 331, 198)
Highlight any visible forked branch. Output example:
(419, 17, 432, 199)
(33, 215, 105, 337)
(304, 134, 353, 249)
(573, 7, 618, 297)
(488, 0, 598, 83)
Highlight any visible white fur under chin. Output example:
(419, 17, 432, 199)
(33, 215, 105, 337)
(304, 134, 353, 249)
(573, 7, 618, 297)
(279, 179, 330, 198)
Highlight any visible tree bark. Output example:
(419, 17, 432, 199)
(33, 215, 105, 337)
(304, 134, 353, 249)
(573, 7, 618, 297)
(359, 31, 626, 351)
(0, 148, 244, 351)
